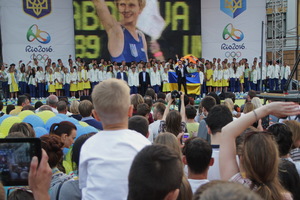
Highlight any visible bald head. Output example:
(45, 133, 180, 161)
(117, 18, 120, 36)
(46, 95, 59, 108)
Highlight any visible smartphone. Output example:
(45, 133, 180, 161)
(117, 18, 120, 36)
(0, 138, 41, 186)
(182, 133, 190, 144)
(262, 115, 270, 130)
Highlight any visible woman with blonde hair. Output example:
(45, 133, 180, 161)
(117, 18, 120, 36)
(251, 97, 262, 109)
(220, 102, 299, 200)
(243, 102, 254, 114)
(70, 100, 82, 121)
(154, 132, 182, 158)
(284, 120, 300, 162)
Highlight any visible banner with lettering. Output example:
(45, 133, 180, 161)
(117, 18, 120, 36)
(0, 0, 75, 65)
(73, 0, 201, 62)
(201, 0, 266, 62)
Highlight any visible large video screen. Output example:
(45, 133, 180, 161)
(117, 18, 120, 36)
(73, 0, 201, 62)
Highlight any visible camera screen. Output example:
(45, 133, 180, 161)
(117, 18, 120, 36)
(0, 142, 37, 186)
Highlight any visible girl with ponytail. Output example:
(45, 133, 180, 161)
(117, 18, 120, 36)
(49, 121, 77, 148)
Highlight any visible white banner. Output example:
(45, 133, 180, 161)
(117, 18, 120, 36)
(201, 0, 266, 62)
(0, 0, 75, 65)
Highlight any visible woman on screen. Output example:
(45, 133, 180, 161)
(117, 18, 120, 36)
(92, 0, 148, 63)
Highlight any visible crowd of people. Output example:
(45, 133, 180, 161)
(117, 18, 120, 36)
(0, 77, 299, 200)
(0, 55, 292, 102)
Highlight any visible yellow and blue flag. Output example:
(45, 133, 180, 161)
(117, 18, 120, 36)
(168, 72, 201, 94)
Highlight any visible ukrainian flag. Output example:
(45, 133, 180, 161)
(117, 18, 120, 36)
(168, 72, 200, 94)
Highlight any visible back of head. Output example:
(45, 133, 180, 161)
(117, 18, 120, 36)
(242, 131, 284, 200)
(17, 95, 28, 106)
(50, 121, 77, 137)
(248, 90, 257, 100)
(206, 105, 233, 134)
(40, 134, 63, 168)
(6, 105, 15, 114)
(78, 100, 93, 117)
(128, 116, 149, 137)
(278, 159, 300, 200)
(251, 97, 262, 109)
(157, 92, 166, 101)
(70, 100, 80, 114)
(128, 144, 183, 200)
(6, 132, 27, 138)
(243, 102, 254, 114)
(283, 120, 300, 149)
(154, 132, 182, 158)
(166, 110, 182, 136)
(267, 123, 293, 157)
(224, 98, 234, 111)
(34, 101, 44, 110)
(183, 138, 212, 174)
(38, 105, 53, 112)
(8, 189, 34, 200)
(131, 94, 144, 110)
(92, 79, 131, 125)
(201, 96, 216, 113)
(72, 132, 96, 171)
(207, 92, 220, 105)
(185, 105, 197, 120)
(136, 103, 150, 117)
(46, 95, 58, 107)
(145, 88, 155, 99)
(144, 96, 153, 108)
(194, 182, 262, 200)
(21, 105, 35, 111)
(9, 122, 35, 137)
(57, 101, 68, 113)
(153, 102, 166, 121)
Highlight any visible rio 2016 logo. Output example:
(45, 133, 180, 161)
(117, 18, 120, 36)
(27, 24, 51, 44)
(222, 23, 244, 42)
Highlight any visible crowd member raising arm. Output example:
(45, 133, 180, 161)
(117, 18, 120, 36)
(220, 102, 300, 200)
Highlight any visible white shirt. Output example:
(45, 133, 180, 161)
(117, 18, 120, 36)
(267, 65, 274, 78)
(54, 72, 63, 83)
(222, 69, 229, 81)
(251, 69, 257, 84)
(89, 69, 99, 82)
(274, 64, 280, 79)
(70, 72, 78, 83)
(36, 71, 45, 83)
(63, 73, 70, 84)
(199, 71, 204, 85)
(149, 120, 161, 141)
(280, 66, 291, 80)
(208, 148, 220, 180)
(98, 70, 105, 82)
(79, 129, 151, 200)
(128, 72, 139, 87)
(188, 179, 209, 194)
(46, 74, 55, 85)
(150, 71, 161, 86)
(162, 72, 168, 82)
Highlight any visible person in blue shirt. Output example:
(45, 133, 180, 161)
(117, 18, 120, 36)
(78, 100, 103, 130)
(92, 0, 148, 63)
(116, 66, 128, 82)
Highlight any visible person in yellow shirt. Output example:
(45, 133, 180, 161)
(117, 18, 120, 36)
(9, 95, 30, 115)
(7, 64, 18, 100)
(205, 62, 213, 93)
